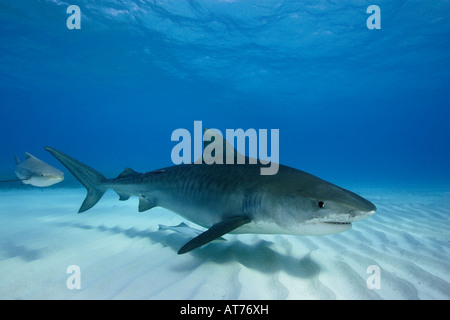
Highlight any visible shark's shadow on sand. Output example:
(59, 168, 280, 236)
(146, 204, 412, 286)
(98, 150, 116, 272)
(63, 221, 321, 279)
(1, 241, 42, 262)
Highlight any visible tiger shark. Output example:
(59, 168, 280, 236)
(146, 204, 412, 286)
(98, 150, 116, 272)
(44, 130, 376, 254)
(0, 153, 64, 187)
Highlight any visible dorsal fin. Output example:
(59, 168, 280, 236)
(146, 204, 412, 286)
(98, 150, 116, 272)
(201, 128, 243, 164)
(177, 222, 190, 228)
(24, 152, 35, 159)
(116, 167, 137, 179)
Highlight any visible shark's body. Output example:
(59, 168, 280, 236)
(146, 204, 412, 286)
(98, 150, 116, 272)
(12, 153, 64, 187)
(45, 136, 376, 254)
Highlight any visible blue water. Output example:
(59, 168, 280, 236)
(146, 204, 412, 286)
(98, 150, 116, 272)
(1, 0, 449, 188)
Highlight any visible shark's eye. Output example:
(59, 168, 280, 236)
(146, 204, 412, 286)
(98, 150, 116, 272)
(318, 201, 325, 208)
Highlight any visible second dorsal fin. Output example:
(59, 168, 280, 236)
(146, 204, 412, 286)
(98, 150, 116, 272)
(116, 167, 137, 179)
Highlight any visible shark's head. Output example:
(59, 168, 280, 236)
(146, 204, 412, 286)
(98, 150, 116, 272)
(15, 153, 65, 187)
(296, 184, 377, 235)
(259, 169, 376, 236)
(25, 167, 65, 187)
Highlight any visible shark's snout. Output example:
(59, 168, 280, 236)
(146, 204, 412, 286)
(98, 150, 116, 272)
(48, 173, 64, 182)
(350, 207, 376, 222)
(318, 191, 377, 225)
(353, 198, 377, 221)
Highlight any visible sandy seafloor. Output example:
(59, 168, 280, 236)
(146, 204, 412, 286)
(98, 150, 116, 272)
(0, 187, 449, 300)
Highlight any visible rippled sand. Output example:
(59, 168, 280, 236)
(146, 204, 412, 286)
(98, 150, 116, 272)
(0, 188, 449, 299)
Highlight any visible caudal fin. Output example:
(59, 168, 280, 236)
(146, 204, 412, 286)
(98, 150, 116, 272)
(44, 146, 106, 213)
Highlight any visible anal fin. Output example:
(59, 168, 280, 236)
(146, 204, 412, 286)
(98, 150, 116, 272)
(178, 215, 251, 254)
(116, 192, 131, 201)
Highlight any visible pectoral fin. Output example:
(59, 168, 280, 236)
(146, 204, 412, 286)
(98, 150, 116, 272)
(177, 215, 251, 254)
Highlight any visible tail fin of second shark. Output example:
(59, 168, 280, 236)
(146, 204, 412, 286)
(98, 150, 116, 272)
(44, 146, 106, 213)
